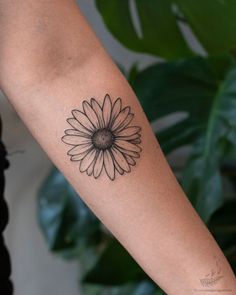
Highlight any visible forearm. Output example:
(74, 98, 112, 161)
(0, 0, 101, 89)
(0, 1, 235, 294)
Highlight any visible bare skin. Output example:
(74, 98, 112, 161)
(0, 1, 235, 294)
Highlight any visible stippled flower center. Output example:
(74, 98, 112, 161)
(92, 128, 115, 150)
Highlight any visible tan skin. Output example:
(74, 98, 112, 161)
(0, 1, 235, 294)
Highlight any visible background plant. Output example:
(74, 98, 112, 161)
(38, 1, 236, 294)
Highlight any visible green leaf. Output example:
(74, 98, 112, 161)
(132, 55, 236, 221)
(182, 66, 236, 221)
(128, 63, 139, 87)
(157, 118, 202, 155)
(133, 57, 219, 122)
(96, 0, 140, 50)
(175, 0, 236, 54)
(96, 0, 236, 57)
(182, 136, 223, 222)
(95, 0, 192, 59)
(209, 200, 236, 235)
(133, 56, 233, 153)
(37, 168, 101, 257)
(83, 239, 146, 285)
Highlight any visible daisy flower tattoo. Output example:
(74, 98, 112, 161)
(61, 94, 142, 180)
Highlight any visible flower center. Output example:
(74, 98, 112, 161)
(92, 128, 115, 150)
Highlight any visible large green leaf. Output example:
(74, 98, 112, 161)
(95, 0, 192, 59)
(83, 239, 146, 285)
(182, 66, 236, 221)
(132, 57, 225, 121)
(96, 0, 236, 57)
(132, 55, 236, 221)
(132, 56, 233, 153)
(174, 0, 236, 54)
(37, 168, 101, 258)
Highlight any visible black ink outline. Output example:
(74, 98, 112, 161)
(61, 94, 142, 180)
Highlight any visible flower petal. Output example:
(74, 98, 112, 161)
(113, 159, 124, 175)
(109, 98, 121, 126)
(117, 133, 140, 141)
(111, 107, 130, 131)
(87, 155, 96, 176)
(115, 146, 140, 158)
(67, 118, 92, 135)
(72, 110, 95, 132)
(111, 147, 130, 172)
(91, 98, 104, 128)
(115, 139, 142, 153)
(103, 150, 115, 180)
(130, 138, 141, 144)
(62, 135, 92, 146)
(116, 126, 141, 137)
(65, 129, 91, 137)
(83, 101, 100, 128)
(125, 155, 136, 166)
(93, 150, 104, 178)
(67, 144, 92, 156)
(114, 113, 134, 132)
(80, 148, 97, 172)
(102, 94, 112, 128)
(70, 151, 90, 161)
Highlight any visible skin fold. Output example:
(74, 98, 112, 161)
(0, 1, 235, 294)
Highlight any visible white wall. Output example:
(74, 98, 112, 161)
(1, 1, 158, 295)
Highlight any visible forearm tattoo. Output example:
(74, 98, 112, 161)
(61, 94, 142, 180)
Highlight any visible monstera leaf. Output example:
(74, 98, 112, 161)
(174, 0, 236, 54)
(132, 55, 236, 221)
(83, 239, 146, 285)
(96, 0, 236, 58)
(182, 66, 236, 220)
(83, 239, 165, 293)
(95, 0, 193, 59)
(37, 168, 102, 257)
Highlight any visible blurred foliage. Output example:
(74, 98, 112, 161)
(38, 1, 236, 294)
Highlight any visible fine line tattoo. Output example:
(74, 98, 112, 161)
(61, 94, 142, 180)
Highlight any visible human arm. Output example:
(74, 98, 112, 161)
(0, 1, 235, 294)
